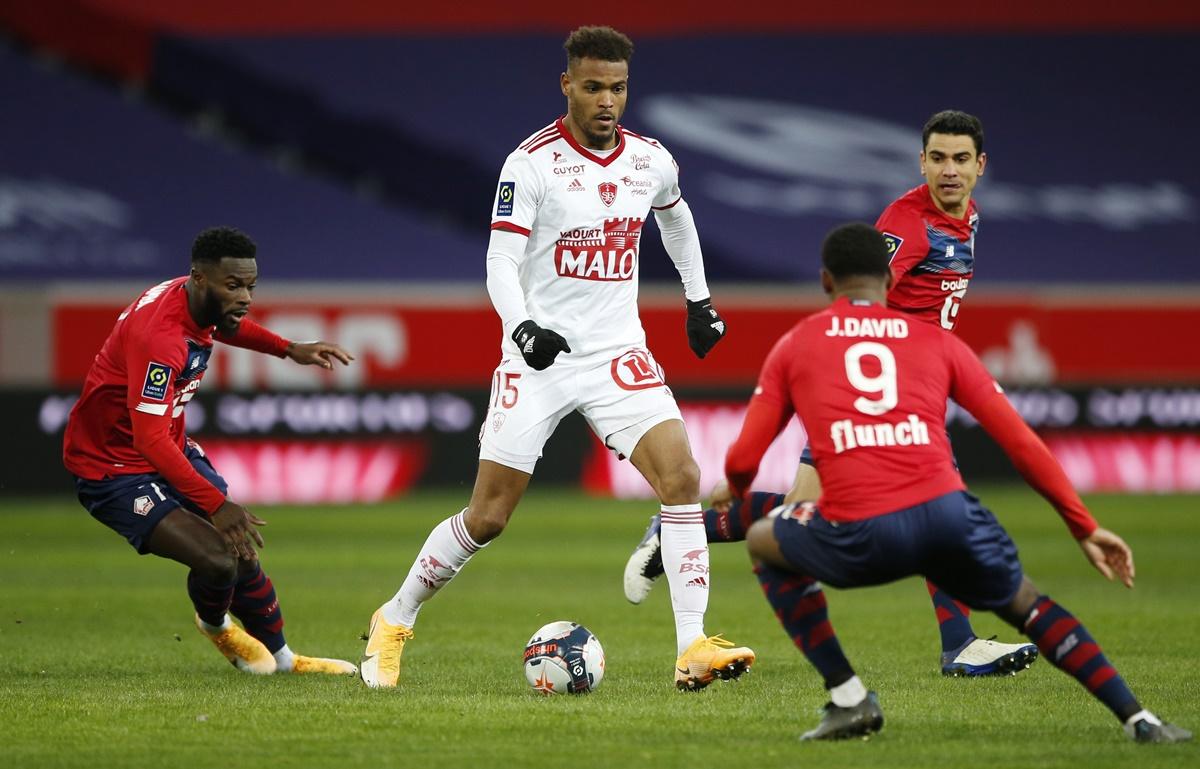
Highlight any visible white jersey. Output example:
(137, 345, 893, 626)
(489, 118, 685, 363)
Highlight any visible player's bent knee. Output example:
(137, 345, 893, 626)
(745, 519, 775, 561)
(196, 547, 238, 585)
(657, 459, 701, 504)
(463, 505, 509, 544)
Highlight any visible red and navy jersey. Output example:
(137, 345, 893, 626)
(876, 184, 978, 331)
(64, 277, 213, 481)
(725, 297, 1096, 538)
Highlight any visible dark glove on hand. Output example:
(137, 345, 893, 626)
(685, 298, 726, 359)
(512, 320, 572, 371)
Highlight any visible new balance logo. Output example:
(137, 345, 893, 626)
(686, 577, 708, 588)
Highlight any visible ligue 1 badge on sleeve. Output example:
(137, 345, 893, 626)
(881, 231, 903, 259)
(496, 181, 516, 216)
(141, 362, 172, 400)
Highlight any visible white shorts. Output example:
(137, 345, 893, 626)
(478, 348, 684, 473)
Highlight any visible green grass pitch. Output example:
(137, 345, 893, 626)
(2, 486, 1196, 768)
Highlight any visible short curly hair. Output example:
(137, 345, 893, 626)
(564, 26, 634, 66)
(821, 223, 891, 280)
(191, 226, 256, 264)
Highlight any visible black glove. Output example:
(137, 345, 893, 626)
(512, 320, 571, 371)
(685, 298, 726, 359)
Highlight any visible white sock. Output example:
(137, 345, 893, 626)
(829, 675, 868, 707)
(382, 509, 484, 628)
(1124, 709, 1160, 727)
(273, 644, 295, 672)
(659, 503, 708, 653)
(198, 614, 232, 634)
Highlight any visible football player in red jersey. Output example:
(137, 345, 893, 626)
(728, 223, 1189, 743)
(64, 226, 358, 676)
(625, 111, 1037, 678)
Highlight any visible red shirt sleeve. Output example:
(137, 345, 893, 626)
(124, 331, 226, 514)
(130, 410, 226, 513)
(725, 332, 797, 499)
(945, 334, 1098, 538)
(216, 318, 290, 358)
(875, 202, 929, 285)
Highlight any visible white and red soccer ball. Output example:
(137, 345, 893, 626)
(523, 621, 605, 695)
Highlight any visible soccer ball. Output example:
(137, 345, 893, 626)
(522, 620, 605, 695)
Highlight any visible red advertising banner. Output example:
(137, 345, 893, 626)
(53, 293, 1200, 389)
(197, 439, 428, 504)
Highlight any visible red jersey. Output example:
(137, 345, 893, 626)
(63, 277, 288, 512)
(877, 184, 978, 331)
(725, 297, 1096, 538)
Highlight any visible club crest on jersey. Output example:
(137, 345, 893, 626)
(142, 362, 172, 401)
(881, 231, 904, 261)
(496, 181, 515, 216)
(598, 181, 617, 207)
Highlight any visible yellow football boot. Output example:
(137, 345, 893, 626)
(674, 634, 755, 691)
(359, 607, 414, 688)
(194, 614, 276, 675)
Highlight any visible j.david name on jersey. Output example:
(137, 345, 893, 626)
(491, 118, 682, 362)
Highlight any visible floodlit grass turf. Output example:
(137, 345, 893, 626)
(1, 487, 1196, 768)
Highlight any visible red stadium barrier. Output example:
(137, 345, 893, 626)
(52, 294, 1200, 388)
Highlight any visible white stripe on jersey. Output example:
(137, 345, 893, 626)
(135, 402, 169, 416)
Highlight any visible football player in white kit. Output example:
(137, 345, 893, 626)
(361, 25, 755, 691)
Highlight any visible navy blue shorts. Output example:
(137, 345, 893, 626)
(772, 490, 1023, 610)
(74, 444, 229, 554)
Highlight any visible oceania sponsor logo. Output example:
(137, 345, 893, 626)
(620, 176, 653, 187)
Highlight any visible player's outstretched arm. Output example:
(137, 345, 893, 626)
(286, 341, 354, 370)
(1078, 527, 1136, 589)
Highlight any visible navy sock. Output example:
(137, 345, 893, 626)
(704, 491, 786, 543)
(187, 571, 234, 628)
(928, 580, 976, 653)
(755, 562, 854, 687)
(230, 563, 286, 654)
(1023, 595, 1140, 721)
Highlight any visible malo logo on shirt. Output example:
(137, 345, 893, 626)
(554, 218, 644, 281)
(598, 181, 617, 207)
